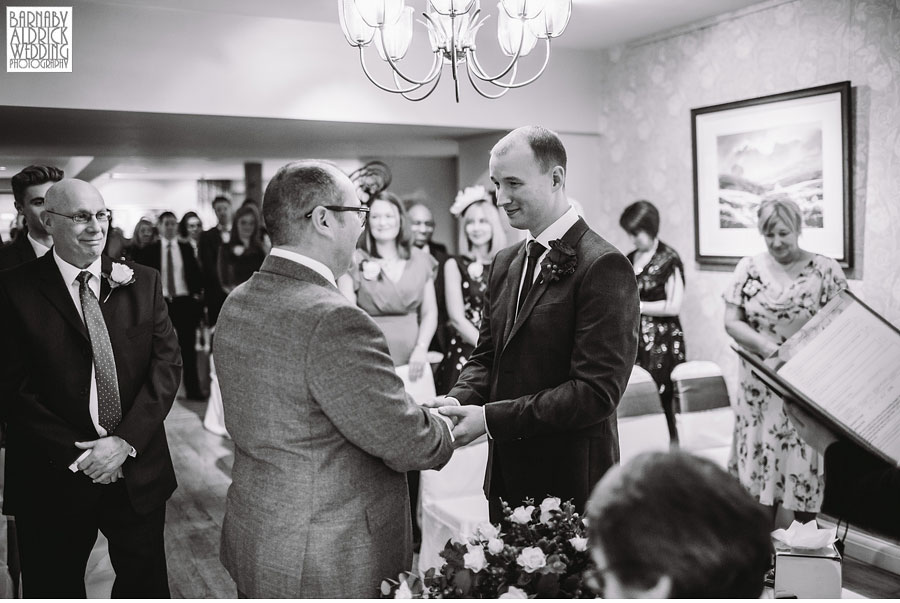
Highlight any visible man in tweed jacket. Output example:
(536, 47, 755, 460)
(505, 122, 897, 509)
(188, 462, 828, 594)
(214, 161, 454, 598)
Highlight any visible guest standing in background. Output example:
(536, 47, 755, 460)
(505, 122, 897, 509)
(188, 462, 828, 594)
(125, 217, 157, 262)
(406, 201, 450, 357)
(619, 200, 686, 443)
(724, 198, 847, 527)
(178, 211, 203, 263)
(0, 165, 63, 270)
(435, 186, 506, 394)
(217, 204, 268, 294)
(198, 196, 232, 326)
(337, 191, 438, 551)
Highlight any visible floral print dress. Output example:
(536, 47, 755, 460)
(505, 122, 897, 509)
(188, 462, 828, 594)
(435, 256, 489, 394)
(724, 253, 847, 512)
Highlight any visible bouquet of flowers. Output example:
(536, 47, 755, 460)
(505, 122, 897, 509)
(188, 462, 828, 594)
(381, 497, 594, 599)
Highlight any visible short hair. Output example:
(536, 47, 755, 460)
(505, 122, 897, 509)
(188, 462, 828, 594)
(457, 200, 507, 260)
(619, 200, 660, 238)
(496, 126, 567, 174)
(586, 451, 772, 599)
(211, 196, 232, 208)
(11, 165, 64, 205)
(360, 191, 413, 260)
(158, 211, 177, 223)
(178, 211, 202, 238)
(758, 198, 803, 234)
(262, 161, 342, 246)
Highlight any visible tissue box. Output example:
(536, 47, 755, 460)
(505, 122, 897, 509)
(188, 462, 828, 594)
(774, 543, 842, 599)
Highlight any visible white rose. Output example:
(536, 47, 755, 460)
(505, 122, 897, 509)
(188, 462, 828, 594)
(395, 581, 413, 599)
(476, 522, 499, 541)
(568, 536, 588, 552)
(488, 538, 504, 555)
(232, 244, 245, 257)
(464, 544, 487, 572)
(516, 546, 547, 573)
(362, 260, 381, 280)
(510, 505, 535, 525)
(499, 586, 528, 599)
(109, 262, 134, 286)
(539, 497, 561, 524)
(467, 261, 484, 279)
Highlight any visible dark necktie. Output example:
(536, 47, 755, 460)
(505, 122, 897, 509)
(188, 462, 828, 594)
(166, 241, 176, 299)
(77, 271, 122, 433)
(517, 240, 546, 315)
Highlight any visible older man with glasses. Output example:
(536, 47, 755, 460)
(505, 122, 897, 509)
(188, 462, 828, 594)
(0, 179, 181, 597)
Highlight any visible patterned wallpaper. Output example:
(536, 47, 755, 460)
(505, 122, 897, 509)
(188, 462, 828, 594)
(588, 0, 900, 395)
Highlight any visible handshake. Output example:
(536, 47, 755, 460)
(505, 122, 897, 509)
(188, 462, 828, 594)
(423, 396, 486, 448)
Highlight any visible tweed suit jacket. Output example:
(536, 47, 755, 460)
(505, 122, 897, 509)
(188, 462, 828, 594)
(448, 217, 639, 513)
(214, 254, 454, 598)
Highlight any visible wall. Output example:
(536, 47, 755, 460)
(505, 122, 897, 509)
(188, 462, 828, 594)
(591, 0, 900, 393)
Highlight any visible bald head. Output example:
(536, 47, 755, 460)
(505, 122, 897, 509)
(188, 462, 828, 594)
(493, 125, 567, 174)
(42, 179, 109, 268)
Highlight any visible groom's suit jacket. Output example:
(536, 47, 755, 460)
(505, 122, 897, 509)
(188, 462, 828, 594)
(214, 255, 454, 598)
(0, 253, 181, 516)
(448, 217, 639, 514)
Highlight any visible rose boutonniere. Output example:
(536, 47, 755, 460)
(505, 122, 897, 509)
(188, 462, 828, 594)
(232, 244, 245, 257)
(742, 277, 762, 299)
(540, 239, 577, 283)
(466, 260, 484, 280)
(361, 258, 381, 281)
(102, 262, 135, 302)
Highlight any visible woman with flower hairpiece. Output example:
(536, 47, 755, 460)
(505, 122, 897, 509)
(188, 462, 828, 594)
(435, 185, 507, 394)
(619, 200, 686, 443)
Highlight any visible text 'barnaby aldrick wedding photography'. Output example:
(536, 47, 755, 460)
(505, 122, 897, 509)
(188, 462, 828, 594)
(6, 6, 72, 72)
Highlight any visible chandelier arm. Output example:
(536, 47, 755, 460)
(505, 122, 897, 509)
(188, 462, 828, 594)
(359, 47, 439, 94)
(465, 59, 514, 99)
(379, 27, 443, 86)
(398, 68, 445, 101)
(466, 21, 530, 83)
(471, 38, 551, 89)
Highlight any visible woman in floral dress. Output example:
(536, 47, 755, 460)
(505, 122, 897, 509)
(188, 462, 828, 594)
(620, 200, 686, 442)
(435, 186, 506, 394)
(724, 198, 847, 526)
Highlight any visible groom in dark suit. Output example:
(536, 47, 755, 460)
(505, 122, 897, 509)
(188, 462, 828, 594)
(435, 126, 639, 520)
(0, 180, 181, 597)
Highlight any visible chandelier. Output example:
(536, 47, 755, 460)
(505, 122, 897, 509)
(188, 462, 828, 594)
(338, 0, 572, 102)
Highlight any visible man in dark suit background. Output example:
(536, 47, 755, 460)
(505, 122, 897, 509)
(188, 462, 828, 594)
(407, 201, 451, 357)
(198, 195, 233, 326)
(0, 165, 63, 270)
(133, 211, 204, 400)
(433, 126, 640, 520)
(0, 179, 180, 597)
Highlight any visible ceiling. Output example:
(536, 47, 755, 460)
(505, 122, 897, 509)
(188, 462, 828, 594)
(1, 0, 766, 183)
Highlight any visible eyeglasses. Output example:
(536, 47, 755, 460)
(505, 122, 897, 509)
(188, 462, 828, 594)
(45, 209, 113, 224)
(305, 205, 370, 227)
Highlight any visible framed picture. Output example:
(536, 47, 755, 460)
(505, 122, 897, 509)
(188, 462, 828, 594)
(691, 81, 852, 268)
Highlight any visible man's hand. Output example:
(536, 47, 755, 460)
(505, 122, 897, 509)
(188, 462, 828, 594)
(91, 466, 125, 485)
(75, 436, 132, 480)
(784, 398, 839, 454)
(422, 395, 460, 409)
(440, 405, 486, 448)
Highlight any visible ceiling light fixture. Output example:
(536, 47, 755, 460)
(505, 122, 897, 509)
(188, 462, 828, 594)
(338, 0, 572, 102)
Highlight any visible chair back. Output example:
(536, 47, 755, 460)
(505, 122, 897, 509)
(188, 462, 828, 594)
(618, 365, 663, 418)
(671, 361, 730, 413)
(671, 361, 734, 467)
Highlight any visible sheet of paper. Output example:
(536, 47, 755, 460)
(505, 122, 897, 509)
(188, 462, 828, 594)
(777, 299, 900, 464)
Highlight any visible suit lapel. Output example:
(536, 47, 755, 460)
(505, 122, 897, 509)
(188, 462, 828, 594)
(36, 253, 89, 341)
(501, 242, 526, 346)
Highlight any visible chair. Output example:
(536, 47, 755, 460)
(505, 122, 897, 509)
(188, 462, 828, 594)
(671, 361, 734, 468)
(618, 366, 671, 464)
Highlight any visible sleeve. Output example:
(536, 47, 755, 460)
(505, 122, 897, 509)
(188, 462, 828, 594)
(723, 256, 752, 306)
(821, 256, 848, 304)
(483, 251, 641, 440)
(306, 304, 454, 473)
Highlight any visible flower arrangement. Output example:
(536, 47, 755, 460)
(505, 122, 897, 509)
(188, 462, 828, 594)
(381, 497, 593, 599)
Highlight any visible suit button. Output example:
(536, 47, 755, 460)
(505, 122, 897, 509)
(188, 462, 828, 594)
(80, 388, 89, 397)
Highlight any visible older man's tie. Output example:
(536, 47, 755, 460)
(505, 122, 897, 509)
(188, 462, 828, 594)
(77, 271, 122, 432)
(517, 240, 546, 316)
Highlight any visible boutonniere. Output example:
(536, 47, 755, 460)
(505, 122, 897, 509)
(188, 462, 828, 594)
(102, 262, 135, 302)
(361, 258, 381, 281)
(232, 244, 245, 257)
(467, 260, 484, 280)
(540, 239, 577, 283)
(742, 276, 762, 298)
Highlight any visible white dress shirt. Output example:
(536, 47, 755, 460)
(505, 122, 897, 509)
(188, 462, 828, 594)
(516, 205, 580, 310)
(27, 233, 51, 258)
(159, 237, 190, 298)
(270, 247, 336, 287)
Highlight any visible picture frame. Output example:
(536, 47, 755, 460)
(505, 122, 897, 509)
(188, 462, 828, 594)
(691, 81, 853, 268)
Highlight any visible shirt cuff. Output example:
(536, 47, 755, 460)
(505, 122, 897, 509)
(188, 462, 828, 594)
(482, 407, 492, 440)
(68, 449, 91, 473)
(430, 409, 456, 443)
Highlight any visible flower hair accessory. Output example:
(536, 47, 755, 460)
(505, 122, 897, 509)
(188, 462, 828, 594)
(540, 239, 577, 283)
(102, 261, 135, 302)
(450, 185, 489, 217)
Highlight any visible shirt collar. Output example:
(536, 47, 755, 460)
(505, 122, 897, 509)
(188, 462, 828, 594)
(270, 247, 336, 287)
(52, 249, 103, 287)
(27, 233, 51, 257)
(527, 206, 580, 250)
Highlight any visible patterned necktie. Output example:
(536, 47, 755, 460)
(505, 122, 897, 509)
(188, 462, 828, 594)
(517, 240, 546, 315)
(166, 241, 176, 299)
(77, 271, 122, 433)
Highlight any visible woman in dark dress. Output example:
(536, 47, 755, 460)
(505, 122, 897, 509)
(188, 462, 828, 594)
(436, 186, 506, 394)
(620, 200, 686, 442)
(217, 204, 269, 294)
